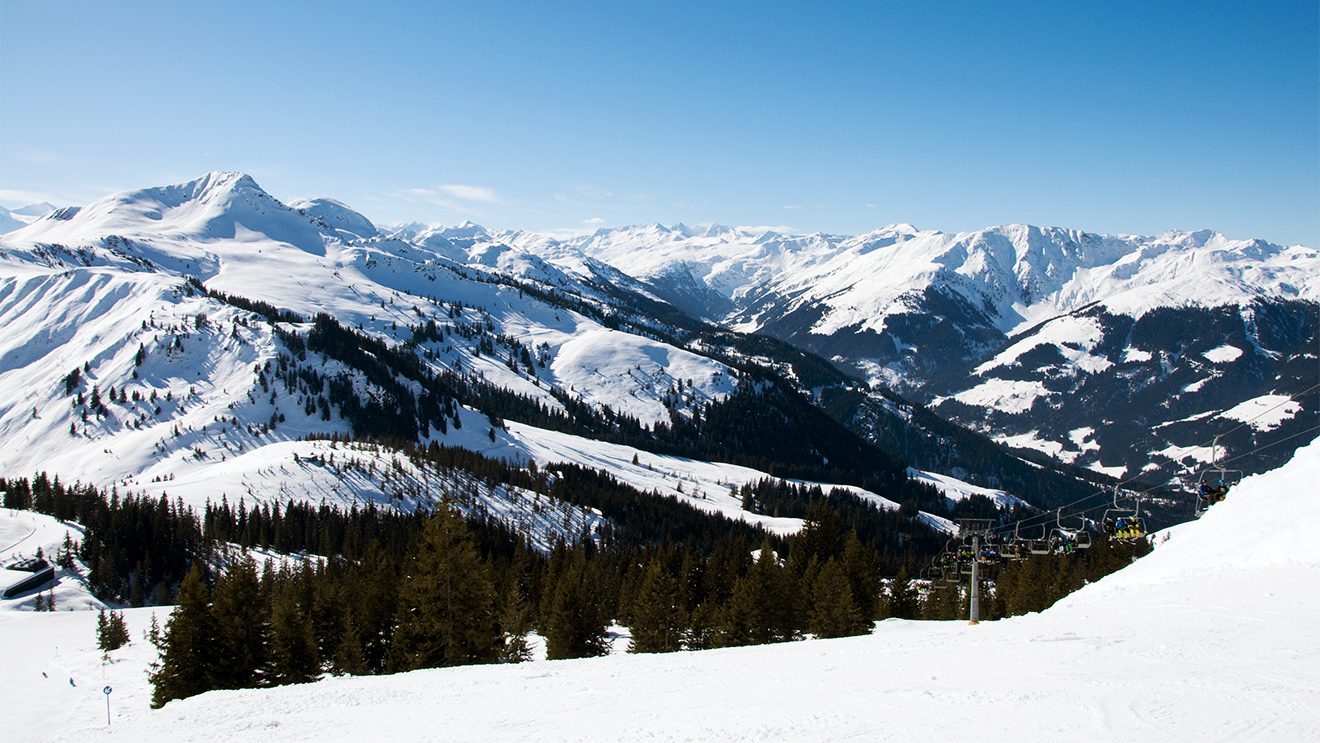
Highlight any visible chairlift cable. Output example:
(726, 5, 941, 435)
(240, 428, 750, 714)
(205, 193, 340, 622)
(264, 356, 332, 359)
(983, 385, 1320, 536)
(907, 390, 1320, 580)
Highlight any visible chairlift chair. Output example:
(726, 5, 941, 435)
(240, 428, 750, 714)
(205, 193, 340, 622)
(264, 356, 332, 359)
(1022, 523, 1052, 555)
(1102, 485, 1147, 541)
(1193, 434, 1244, 517)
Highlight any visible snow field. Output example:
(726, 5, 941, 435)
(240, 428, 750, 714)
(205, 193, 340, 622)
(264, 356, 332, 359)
(58, 440, 1315, 742)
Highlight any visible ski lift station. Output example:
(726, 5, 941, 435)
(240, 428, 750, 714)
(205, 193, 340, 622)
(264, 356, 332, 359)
(0, 557, 54, 599)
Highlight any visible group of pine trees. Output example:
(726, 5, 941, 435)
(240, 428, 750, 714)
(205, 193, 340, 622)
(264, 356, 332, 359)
(148, 500, 893, 706)
(96, 609, 131, 651)
(3, 457, 1149, 711)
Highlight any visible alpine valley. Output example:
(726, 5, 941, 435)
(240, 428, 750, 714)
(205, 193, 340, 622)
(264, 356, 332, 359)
(1, 172, 1314, 524)
(2, 171, 1318, 739)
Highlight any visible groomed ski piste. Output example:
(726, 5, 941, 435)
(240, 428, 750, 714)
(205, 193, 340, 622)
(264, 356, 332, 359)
(2, 440, 1316, 742)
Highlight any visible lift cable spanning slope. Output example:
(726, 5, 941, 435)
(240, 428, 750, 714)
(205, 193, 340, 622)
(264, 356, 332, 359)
(913, 382, 1320, 600)
(987, 380, 1320, 537)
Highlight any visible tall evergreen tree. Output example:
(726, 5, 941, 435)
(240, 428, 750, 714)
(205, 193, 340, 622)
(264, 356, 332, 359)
(887, 567, 919, 619)
(389, 507, 500, 671)
(629, 556, 685, 653)
(269, 586, 320, 684)
(808, 559, 866, 638)
(332, 608, 369, 676)
(720, 539, 795, 647)
(498, 582, 534, 663)
(150, 565, 217, 707)
(210, 558, 269, 689)
(544, 548, 610, 660)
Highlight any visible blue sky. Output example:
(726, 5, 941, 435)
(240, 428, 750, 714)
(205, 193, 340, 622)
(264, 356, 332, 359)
(2, 1, 1316, 245)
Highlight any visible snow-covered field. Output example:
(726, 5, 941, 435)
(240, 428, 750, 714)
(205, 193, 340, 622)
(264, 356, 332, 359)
(3, 441, 1315, 742)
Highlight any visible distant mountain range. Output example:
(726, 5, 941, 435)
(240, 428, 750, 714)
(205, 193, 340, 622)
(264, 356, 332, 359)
(0, 172, 1314, 541)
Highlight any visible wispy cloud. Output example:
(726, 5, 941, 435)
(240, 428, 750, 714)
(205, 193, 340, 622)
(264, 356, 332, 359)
(393, 184, 502, 216)
(583, 216, 606, 226)
(13, 146, 65, 166)
(0, 187, 57, 206)
(555, 184, 653, 210)
(436, 184, 500, 204)
(738, 224, 797, 234)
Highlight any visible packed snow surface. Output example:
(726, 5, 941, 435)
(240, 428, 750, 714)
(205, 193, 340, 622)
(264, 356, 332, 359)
(4, 442, 1313, 741)
(1218, 394, 1303, 431)
(906, 467, 1025, 510)
(1201, 344, 1244, 364)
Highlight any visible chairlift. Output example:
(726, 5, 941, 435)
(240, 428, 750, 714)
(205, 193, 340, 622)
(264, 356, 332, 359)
(1193, 435, 1243, 517)
(1102, 485, 1147, 541)
(1002, 525, 1030, 560)
(1051, 511, 1092, 552)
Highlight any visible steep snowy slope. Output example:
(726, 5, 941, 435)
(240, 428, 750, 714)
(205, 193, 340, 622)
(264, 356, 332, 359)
(20, 439, 1314, 742)
(0, 207, 25, 234)
(0, 173, 978, 546)
(0, 202, 57, 234)
(549, 222, 1319, 481)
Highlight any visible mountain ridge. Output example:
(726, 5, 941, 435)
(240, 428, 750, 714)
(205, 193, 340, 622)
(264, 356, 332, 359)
(2, 171, 1314, 497)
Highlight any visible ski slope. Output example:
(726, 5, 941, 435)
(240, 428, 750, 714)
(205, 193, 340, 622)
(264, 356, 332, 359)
(1, 440, 1308, 742)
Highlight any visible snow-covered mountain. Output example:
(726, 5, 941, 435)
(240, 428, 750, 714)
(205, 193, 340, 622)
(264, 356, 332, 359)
(3, 170, 1313, 526)
(0, 172, 1008, 547)
(545, 222, 1319, 481)
(0, 201, 58, 234)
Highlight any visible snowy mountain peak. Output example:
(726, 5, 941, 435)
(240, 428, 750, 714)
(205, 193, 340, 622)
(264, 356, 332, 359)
(289, 197, 378, 240)
(0, 171, 333, 260)
(10, 201, 57, 217)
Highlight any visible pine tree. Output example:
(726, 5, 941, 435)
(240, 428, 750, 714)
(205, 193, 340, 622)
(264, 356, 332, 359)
(808, 559, 866, 638)
(269, 586, 320, 684)
(544, 549, 609, 660)
(921, 581, 962, 620)
(389, 507, 500, 671)
(97, 609, 132, 651)
(96, 609, 109, 649)
(839, 531, 880, 624)
(331, 609, 369, 676)
(629, 556, 685, 653)
(887, 568, 919, 619)
(498, 582, 534, 663)
(210, 558, 269, 689)
(720, 539, 794, 647)
(151, 565, 217, 707)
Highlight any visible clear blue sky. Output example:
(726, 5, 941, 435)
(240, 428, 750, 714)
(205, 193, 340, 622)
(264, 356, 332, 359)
(2, 1, 1316, 245)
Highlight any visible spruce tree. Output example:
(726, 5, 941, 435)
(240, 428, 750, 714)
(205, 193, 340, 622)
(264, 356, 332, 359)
(628, 556, 685, 653)
(720, 539, 794, 646)
(544, 549, 609, 660)
(808, 559, 866, 638)
(269, 587, 320, 684)
(96, 609, 109, 649)
(331, 608, 369, 676)
(887, 567, 919, 619)
(97, 609, 131, 651)
(210, 558, 269, 689)
(389, 507, 500, 671)
(840, 531, 880, 624)
(151, 565, 217, 707)
(921, 582, 962, 621)
(498, 582, 534, 663)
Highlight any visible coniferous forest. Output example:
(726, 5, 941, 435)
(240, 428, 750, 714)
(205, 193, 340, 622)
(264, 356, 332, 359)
(0, 453, 1149, 708)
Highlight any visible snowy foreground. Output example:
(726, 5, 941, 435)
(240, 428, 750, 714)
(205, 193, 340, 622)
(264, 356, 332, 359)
(5, 442, 1319, 742)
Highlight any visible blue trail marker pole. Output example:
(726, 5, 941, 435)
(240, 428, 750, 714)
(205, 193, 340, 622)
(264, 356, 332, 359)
(103, 685, 113, 725)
